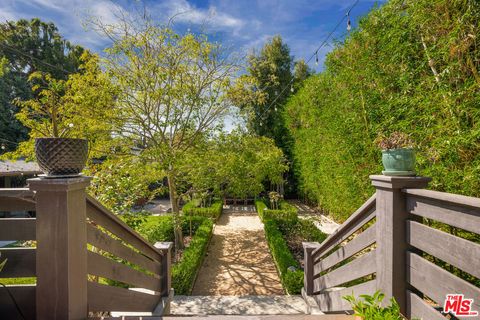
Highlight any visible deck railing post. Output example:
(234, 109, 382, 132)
(370, 175, 430, 314)
(29, 177, 91, 320)
(302, 242, 320, 295)
(154, 241, 173, 315)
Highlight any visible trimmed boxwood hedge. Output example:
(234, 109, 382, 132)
(136, 215, 213, 295)
(172, 218, 213, 295)
(182, 200, 223, 220)
(263, 218, 304, 294)
(257, 199, 327, 294)
(255, 199, 298, 222)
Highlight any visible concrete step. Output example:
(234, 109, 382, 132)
(170, 295, 309, 316)
(93, 315, 354, 320)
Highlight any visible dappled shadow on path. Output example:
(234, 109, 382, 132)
(192, 213, 284, 296)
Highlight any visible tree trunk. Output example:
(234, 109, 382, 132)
(167, 171, 184, 250)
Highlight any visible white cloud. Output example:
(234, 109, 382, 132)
(151, 0, 244, 30)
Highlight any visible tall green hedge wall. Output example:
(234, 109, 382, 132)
(285, 0, 480, 222)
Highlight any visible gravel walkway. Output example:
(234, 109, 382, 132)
(192, 206, 284, 295)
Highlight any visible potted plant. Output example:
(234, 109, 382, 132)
(375, 131, 415, 176)
(15, 72, 88, 177)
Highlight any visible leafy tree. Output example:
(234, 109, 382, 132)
(243, 35, 293, 148)
(179, 132, 288, 202)
(232, 36, 313, 196)
(8, 52, 119, 160)
(88, 157, 166, 215)
(0, 18, 84, 152)
(93, 16, 239, 248)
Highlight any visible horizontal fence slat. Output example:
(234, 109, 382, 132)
(87, 251, 161, 293)
(87, 197, 160, 261)
(313, 250, 376, 293)
(407, 290, 446, 320)
(87, 281, 159, 312)
(87, 224, 161, 276)
(406, 194, 480, 234)
(0, 247, 35, 277)
(407, 221, 480, 279)
(404, 189, 480, 209)
(0, 189, 35, 212)
(313, 211, 376, 262)
(0, 218, 36, 241)
(0, 284, 36, 320)
(407, 252, 480, 313)
(312, 194, 376, 260)
(314, 223, 376, 276)
(313, 280, 376, 312)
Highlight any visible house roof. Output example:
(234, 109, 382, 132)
(0, 160, 41, 176)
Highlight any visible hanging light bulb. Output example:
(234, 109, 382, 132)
(290, 84, 294, 93)
(274, 107, 278, 112)
(315, 51, 319, 66)
(347, 11, 352, 31)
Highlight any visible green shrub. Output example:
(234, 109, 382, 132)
(256, 199, 298, 222)
(284, 0, 480, 222)
(136, 215, 213, 295)
(343, 291, 404, 320)
(263, 219, 303, 294)
(172, 218, 213, 295)
(137, 215, 206, 243)
(183, 200, 223, 220)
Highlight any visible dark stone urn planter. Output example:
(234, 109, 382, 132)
(381, 148, 416, 176)
(35, 138, 88, 178)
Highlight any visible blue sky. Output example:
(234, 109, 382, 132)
(0, 0, 385, 70)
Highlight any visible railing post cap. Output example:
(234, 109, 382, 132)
(28, 176, 92, 192)
(154, 241, 173, 251)
(369, 175, 431, 189)
(302, 242, 321, 249)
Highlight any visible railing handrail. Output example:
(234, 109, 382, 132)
(0, 188, 35, 199)
(311, 193, 376, 258)
(403, 188, 480, 209)
(86, 195, 160, 257)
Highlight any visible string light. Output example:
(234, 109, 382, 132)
(315, 51, 319, 66)
(347, 14, 352, 31)
(290, 85, 294, 93)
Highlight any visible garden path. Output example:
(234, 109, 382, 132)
(287, 200, 339, 235)
(192, 205, 284, 295)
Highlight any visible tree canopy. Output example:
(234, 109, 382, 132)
(0, 18, 84, 152)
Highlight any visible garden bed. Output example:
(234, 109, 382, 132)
(256, 199, 327, 294)
(137, 215, 214, 295)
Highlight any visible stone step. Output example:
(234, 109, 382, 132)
(170, 295, 309, 316)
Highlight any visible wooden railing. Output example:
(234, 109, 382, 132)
(86, 196, 172, 314)
(0, 177, 172, 320)
(404, 189, 480, 319)
(303, 193, 377, 311)
(304, 175, 480, 319)
(0, 188, 36, 320)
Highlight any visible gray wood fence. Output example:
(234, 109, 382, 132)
(0, 177, 172, 320)
(303, 175, 480, 319)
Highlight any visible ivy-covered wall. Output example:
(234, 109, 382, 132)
(285, 0, 480, 222)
